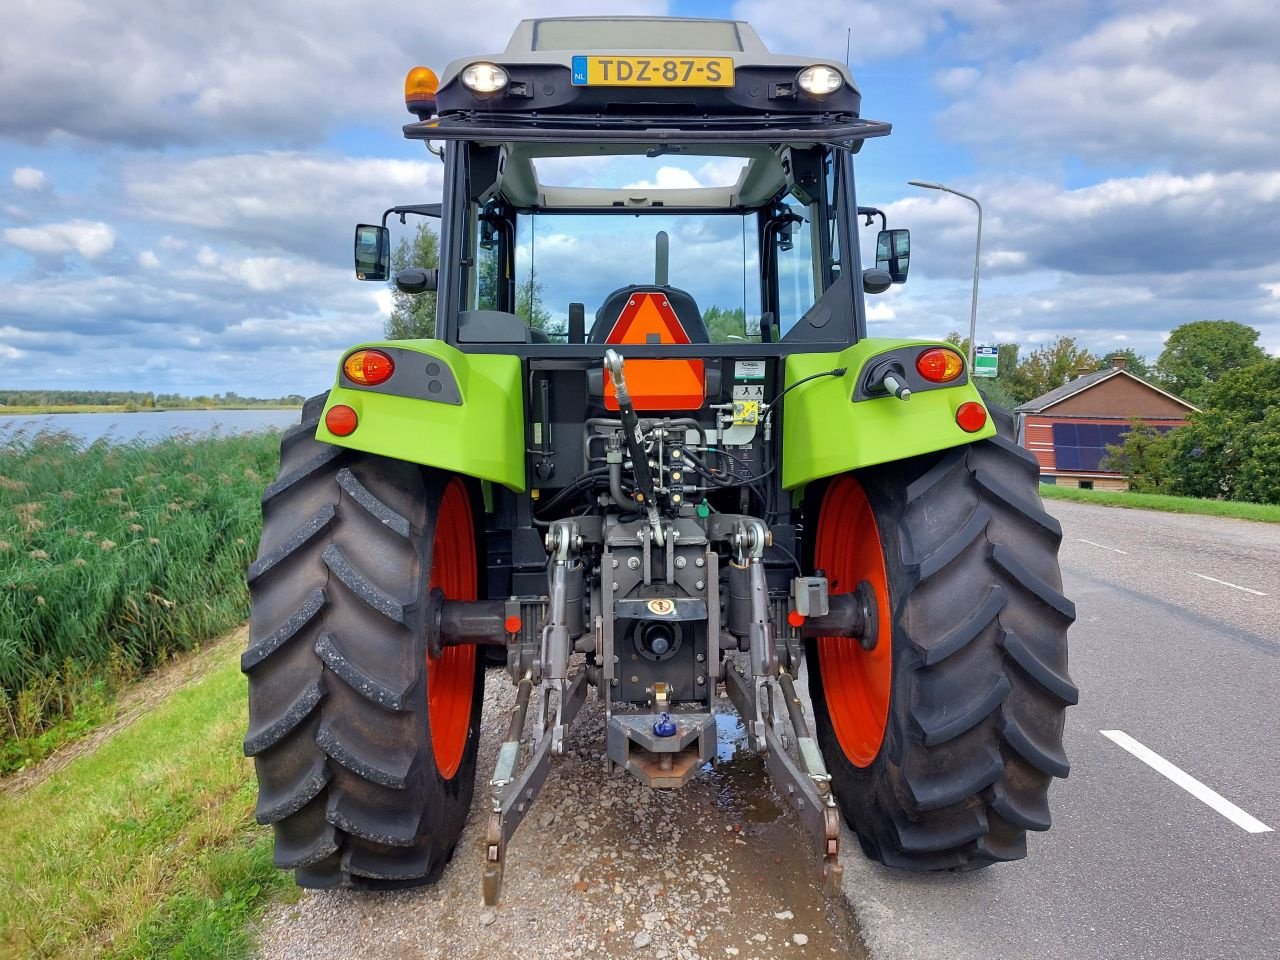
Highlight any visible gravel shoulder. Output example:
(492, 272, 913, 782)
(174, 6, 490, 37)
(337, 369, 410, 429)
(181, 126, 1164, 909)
(254, 668, 865, 960)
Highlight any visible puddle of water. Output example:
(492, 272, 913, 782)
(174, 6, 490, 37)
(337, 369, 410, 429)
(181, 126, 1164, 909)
(714, 711, 745, 761)
(709, 712, 783, 823)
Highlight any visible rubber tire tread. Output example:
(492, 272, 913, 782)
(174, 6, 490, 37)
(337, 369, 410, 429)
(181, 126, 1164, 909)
(805, 403, 1076, 871)
(244, 392, 485, 887)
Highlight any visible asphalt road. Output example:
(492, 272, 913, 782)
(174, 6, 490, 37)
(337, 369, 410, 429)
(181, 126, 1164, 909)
(842, 500, 1279, 960)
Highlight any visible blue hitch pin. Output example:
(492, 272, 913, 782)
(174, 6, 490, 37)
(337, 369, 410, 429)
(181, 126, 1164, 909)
(653, 712, 677, 737)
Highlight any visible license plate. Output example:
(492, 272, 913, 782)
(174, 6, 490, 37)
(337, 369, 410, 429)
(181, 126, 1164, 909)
(571, 55, 734, 88)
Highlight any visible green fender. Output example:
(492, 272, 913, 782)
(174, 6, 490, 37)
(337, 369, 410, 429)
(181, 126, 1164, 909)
(782, 338, 997, 490)
(316, 340, 526, 492)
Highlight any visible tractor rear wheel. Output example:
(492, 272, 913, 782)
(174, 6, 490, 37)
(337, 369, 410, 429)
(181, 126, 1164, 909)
(243, 393, 484, 888)
(805, 408, 1077, 869)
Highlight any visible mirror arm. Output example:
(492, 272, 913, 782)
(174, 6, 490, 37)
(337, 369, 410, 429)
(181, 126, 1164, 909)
(857, 206, 887, 231)
(380, 204, 443, 229)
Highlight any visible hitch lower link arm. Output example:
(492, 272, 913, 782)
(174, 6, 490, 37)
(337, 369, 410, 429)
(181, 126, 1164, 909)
(482, 519, 588, 905)
(722, 519, 844, 894)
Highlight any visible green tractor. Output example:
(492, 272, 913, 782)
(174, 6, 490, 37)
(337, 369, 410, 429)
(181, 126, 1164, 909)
(243, 16, 1076, 904)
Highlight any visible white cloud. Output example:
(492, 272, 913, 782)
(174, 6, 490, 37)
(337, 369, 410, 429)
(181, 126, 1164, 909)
(225, 255, 338, 293)
(124, 152, 442, 264)
(733, 0, 945, 61)
(12, 167, 47, 190)
(938, 1, 1280, 170)
(866, 301, 896, 322)
(624, 167, 706, 191)
(3, 219, 115, 258)
(0, 0, 668, 147)
(863, 169, 1280, 279)
(138, 249, 160, 269)
(933, 67, 979, 97)
(732, 0, 1093, 64)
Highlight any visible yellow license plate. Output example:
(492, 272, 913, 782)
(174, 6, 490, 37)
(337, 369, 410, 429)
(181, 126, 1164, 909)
(570, 55, 734, 88)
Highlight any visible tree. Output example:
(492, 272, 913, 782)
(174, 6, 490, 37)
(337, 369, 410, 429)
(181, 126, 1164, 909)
(515, 271, 553, 333)
(1154, 320, 1266, 405)
(1101, 420, 1174, 493)
(384, 222, 439, 340)
(1102, 347, 1152, 380)
(476, 251, 554, 334)
(704, 305, 756, 343)
(1005, 337, 1101, 405)
(1160, 359, 1280, 503)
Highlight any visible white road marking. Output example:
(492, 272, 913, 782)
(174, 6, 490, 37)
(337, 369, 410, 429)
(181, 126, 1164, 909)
(1074, 538, 1129, 555)
(1191, 572, 1269, 596)
(1101, 730, 1273, 834)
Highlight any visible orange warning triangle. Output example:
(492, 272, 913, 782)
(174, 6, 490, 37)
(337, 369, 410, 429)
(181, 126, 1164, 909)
(607, 293, 691, 345)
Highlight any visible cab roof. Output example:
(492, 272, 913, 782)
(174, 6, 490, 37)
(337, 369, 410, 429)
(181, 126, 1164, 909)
(416, 16, 888, 147)
(437, 16, 857, 95)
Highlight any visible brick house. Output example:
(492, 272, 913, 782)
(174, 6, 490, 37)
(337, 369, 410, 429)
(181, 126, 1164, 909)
(1014, 357, 1198, 490)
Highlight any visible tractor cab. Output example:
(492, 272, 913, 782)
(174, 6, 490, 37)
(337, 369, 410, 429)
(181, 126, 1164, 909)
(356, 16, 907, 354)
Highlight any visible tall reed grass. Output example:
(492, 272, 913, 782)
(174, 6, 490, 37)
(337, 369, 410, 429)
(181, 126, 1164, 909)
(0, 428, 278, 767)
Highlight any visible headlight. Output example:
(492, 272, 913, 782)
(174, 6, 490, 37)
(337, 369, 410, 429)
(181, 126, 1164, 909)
(797, 64, 844, 96)
(461, 62, 509, 94)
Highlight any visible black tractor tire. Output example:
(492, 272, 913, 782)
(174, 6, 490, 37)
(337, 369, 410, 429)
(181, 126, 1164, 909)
(805, 406, 1077, 870)
(243, 393, 485, 888)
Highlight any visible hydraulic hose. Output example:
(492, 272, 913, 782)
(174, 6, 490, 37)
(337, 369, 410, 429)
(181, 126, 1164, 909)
(604, 349, 664, 546)
(603, 350, 657, 509)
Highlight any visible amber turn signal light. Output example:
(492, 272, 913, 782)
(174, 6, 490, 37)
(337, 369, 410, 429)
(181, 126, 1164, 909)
(343, 349, 395, 386)
(325, 404, 358, 437)
(955, 401, 988, 433)
(916, 348, 965, 383)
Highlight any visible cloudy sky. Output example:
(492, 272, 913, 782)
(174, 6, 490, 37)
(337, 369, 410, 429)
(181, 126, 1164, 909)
(2, 0, 1278, 395)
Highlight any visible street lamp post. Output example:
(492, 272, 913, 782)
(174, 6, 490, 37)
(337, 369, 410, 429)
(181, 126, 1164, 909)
(908, 180, 983, 371)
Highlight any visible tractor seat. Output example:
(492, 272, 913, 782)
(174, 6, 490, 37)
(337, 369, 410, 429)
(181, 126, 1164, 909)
(588, 284, 709, 344)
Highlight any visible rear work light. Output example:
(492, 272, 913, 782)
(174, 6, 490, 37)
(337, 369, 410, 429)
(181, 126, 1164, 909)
(325, 404, 358, 437)
(797, 64, 843, 96)
(461, 62, 509, 94)
(955, 401, 988, 433)
(343, 349, 395, 386)
(916, 348, 965, 383)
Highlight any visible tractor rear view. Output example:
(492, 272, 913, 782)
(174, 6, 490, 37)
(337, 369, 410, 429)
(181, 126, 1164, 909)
(244, 16, 1076, 904)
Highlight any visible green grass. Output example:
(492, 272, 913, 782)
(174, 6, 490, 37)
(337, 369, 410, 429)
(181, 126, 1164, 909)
(1039, 484, 1280, 523)
(0, 429, 282, 771)
(0, 640, 296, 959)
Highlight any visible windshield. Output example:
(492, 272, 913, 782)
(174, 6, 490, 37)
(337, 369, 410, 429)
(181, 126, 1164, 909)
(477, 211, 764, 343)
(450, 141, 856, 348)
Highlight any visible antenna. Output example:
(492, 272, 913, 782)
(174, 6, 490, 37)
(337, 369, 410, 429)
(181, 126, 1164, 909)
(845, 28, 851, 68)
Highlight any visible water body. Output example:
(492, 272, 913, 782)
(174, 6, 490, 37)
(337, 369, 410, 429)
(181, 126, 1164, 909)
(0, 408, 301, 445)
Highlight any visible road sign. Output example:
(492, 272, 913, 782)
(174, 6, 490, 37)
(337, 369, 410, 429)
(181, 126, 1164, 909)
(974, 345, 999, 379)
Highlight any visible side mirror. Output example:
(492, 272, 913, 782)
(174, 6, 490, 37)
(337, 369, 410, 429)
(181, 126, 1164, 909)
(354, 224, 390, 281)
(862, 268, 893, 295)
(876, 228, 910, 283)
(395, 268, 438, 294)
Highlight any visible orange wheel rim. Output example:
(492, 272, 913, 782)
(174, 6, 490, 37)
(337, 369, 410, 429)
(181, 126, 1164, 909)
(426, 478, 476, 780)
(815, 475, 892, 767)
